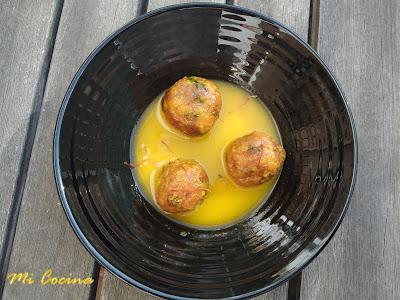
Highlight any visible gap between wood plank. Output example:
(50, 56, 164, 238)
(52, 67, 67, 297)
(0, 0, 65, 296)
(137, 0, 149, 16)
(89, 263, 102, 300)
(287, 272, 302, 300)
(94, 262, 105, 300)
(308, 0, 320, 50)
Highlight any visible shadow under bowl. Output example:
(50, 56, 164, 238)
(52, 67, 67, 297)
(54, 3, 357, 299)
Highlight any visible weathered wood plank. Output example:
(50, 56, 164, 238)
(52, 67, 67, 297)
(148, 0, 224, 11)
(2, 0, 139, 299)
(100, 270, 157, 300)
(99, 1, 310, 299)
(301, 0, 400, 299)
(235, 0, 310, 41)
(0, 0, 60, 259)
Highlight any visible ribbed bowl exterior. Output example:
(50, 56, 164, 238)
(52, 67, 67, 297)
(54, 4, 357, 299)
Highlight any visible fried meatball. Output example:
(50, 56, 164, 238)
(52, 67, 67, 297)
(225, 131, 286, 187)
(162, 76, 222, 136)
(155, 159, 209, 213)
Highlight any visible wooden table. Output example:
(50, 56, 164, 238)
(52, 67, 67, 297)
(0, 0, 398, 299)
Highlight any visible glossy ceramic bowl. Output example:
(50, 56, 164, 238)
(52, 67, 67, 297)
(54, 3, 357, 299)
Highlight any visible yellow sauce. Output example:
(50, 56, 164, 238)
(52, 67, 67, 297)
(132, 80, 281, 229)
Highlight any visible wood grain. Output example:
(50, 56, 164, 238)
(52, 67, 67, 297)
(235, 0, 310, 41)
(0, 0, 60, 256)
(301, 0, 400, 299)
(100, 269, 159, 300)
(98, 0, 310, 299)
(148, 0, 224, 11)
(2, 0, 139, 299)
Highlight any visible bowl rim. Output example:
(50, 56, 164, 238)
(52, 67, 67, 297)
(53, 3, 358, 299)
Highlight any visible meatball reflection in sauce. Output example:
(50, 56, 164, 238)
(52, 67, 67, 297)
(155, 159, 209, 213)
(162, 76, 222, 136)
(225, 131, 286, 187)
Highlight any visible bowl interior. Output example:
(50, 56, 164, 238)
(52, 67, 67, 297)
(55, 4, 356, 299)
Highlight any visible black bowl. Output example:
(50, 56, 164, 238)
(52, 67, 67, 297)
(54, 3, 357, 299)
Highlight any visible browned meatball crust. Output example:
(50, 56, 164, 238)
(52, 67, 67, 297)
(225, 131, 286, 187)
(162, 76, 222, 136)
(155, 159, 209, 213)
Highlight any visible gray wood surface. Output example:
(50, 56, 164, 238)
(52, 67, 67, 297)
(98, 0, 310, 299)
(0, 0, 60, 253)
(301, 0, 400, 300)
(148, 0, 224, 11)
(2, 0, 139, 299)
(100, 270, 158, 300)
(235, 0, 310, 40)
